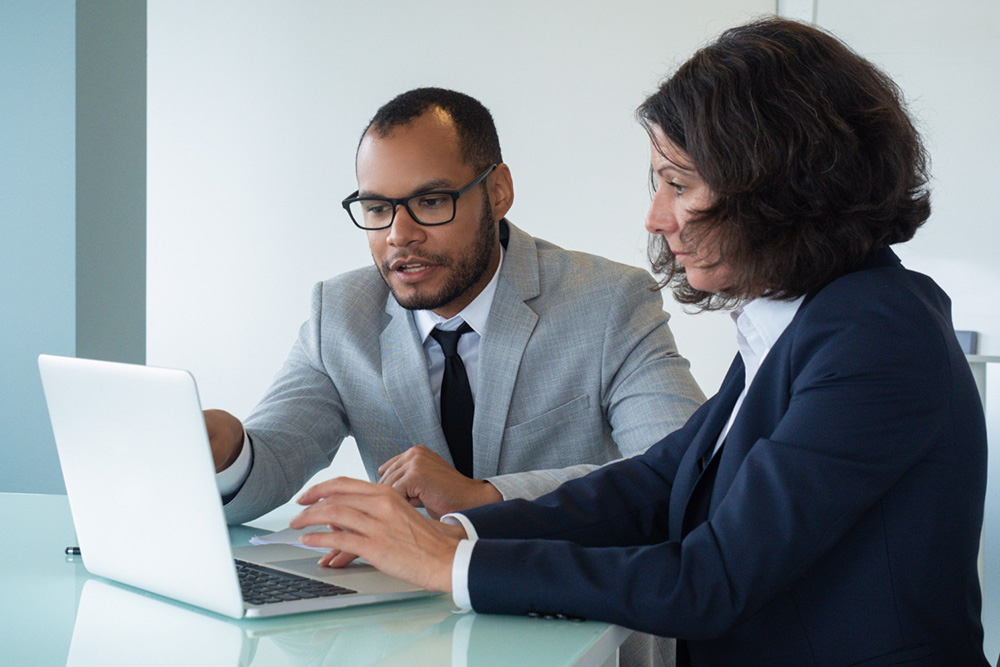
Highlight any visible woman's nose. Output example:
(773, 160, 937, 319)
(645, 189, 677, 237)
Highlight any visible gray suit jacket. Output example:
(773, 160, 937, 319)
(224, 221, 704, 524)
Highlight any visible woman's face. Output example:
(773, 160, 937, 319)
(645, 126, 732, 294)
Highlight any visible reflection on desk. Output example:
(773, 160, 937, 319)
(1, 493, 628, 667)
(69, 579, 616, 667)
(70, 579, 461, 667)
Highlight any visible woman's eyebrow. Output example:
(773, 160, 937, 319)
(655, 163, 694, 179)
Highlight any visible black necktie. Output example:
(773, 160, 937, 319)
(430, 323, 475, 478)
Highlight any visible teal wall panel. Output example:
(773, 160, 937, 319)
(0, 1, 77, 493)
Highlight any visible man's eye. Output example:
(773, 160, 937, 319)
(365, 202, 391, 215)
(415, 195, 449, 209)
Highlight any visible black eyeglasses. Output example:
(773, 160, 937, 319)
(342, 164, 497, 230)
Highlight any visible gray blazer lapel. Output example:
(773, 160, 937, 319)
(380, 298, 452, 461)
(474, 222, 540, 478)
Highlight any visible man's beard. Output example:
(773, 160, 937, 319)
(380, 197, 497, 312)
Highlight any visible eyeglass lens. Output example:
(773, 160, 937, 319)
(348, 193, 455, 229)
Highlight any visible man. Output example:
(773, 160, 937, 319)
(289, 22, 989, 666)
(207, 88, 704, 528)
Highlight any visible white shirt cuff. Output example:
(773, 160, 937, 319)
(441, 513, 478, 611)
(215, 430, 252, 496)
(441, 512, 479, 541)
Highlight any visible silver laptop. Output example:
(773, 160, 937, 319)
(38, 354, 439, 619)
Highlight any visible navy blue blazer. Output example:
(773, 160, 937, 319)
(462, 249, 989, 666)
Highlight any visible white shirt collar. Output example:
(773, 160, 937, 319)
(412, 248, 504, 340)
(731, 295, 805, 384)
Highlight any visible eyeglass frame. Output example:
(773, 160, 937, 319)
(341, 164, 498, 230)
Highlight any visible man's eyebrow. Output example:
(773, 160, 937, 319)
(358, 178, 455, 199)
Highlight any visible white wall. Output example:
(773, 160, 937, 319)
(147, 0, 771, 482)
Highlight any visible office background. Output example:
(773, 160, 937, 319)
(3, 0, 999, 659)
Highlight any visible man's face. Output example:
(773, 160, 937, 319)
(356, 109, 507, 319)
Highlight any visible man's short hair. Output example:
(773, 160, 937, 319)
(638, 17, 931, 309)
(361, 87, 503, 172)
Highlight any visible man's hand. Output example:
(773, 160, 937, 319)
(290, 477, 466, 593)
(377, 445, 502, 519)
(203, 409, 244, 472)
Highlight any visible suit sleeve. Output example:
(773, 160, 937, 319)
(485, 267, 705, 500)
(223, 282, 351, 524)
(463, 282, 966, 639)
(600, 266, 705, 450)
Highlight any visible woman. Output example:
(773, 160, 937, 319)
(292, 17, 989, 665)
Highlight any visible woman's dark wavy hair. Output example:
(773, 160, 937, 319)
(637, 17, 931, 310)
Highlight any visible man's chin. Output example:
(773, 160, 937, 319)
(388, 284, 451, 312)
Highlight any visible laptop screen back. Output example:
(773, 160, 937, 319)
(38, 354, 245, 618)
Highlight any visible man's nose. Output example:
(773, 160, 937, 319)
(385, 204, 425, 246)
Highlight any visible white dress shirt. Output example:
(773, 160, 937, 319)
(446, 294, 804, 611)
(710, 295, 805, 455)
(411, 249, 504, 408)
(216, 250, 504, 497)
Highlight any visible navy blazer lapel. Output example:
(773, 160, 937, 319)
(707, 310, 802, 513)
(671, 355, 745, 538)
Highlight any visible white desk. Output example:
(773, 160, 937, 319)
(0, 493, 628, 667)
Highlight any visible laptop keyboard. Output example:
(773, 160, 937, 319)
(235, 559, 357, 606)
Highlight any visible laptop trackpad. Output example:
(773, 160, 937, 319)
(276, 557, 376, 579)
(275, 557, 425, 594)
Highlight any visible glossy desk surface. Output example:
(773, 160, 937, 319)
(1, 493, 628, 667)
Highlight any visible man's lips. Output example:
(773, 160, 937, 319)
(386, 257, 441, 283)
(389, 257, 438, 271)
(396, 262, 432, 274)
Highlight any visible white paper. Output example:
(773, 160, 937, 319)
(249, 525, 330, 552)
